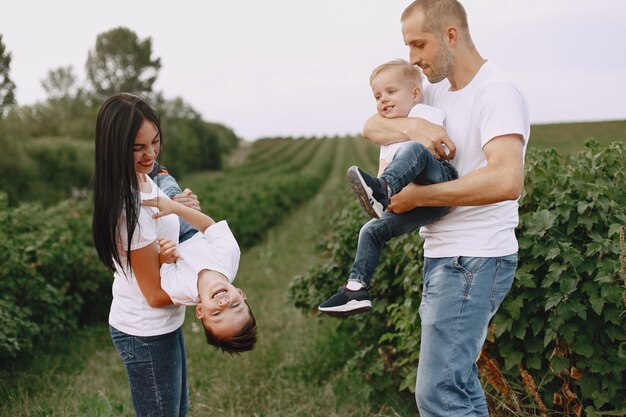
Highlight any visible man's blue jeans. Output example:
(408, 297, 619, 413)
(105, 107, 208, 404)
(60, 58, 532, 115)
(349, 142, 457, 286)
(110, 326, 189, 417)
(154, 173, 198, 243)
(415, 255, 517, 417)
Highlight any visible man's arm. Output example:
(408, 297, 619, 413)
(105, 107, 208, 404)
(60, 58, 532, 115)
(363, 113, 456, 160)
(387, 134, 524, 212)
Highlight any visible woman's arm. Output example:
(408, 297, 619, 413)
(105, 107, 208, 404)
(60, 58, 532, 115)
(129, 241, 174, 308)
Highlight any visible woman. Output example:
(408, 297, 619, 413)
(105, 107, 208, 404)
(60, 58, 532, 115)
(92, 93, 188, 417)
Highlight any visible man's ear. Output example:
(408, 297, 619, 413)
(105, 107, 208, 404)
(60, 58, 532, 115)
(196, 304, 204, 319)
(444, 25, 458, 46)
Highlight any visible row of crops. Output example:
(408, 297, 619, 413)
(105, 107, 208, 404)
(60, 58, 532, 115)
(0, 136, 346, 364)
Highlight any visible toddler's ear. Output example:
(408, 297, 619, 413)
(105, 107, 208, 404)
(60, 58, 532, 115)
(238, 289, 248, 300)
(413, 86, 422, 103)
(195, 304, 204, 319)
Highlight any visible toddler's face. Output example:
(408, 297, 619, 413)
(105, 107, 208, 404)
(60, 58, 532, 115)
(196, 281, 250, 339)
(371, 67, 420, 119)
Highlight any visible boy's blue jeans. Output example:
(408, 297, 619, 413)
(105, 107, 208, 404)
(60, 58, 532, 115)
(110, 326, 189, 417)
(349, 142, 457, 287)
(154, 173, 198, 243)
(415, 255, 517, 417)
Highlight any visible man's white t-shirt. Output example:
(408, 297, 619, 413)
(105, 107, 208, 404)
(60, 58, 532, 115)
(415, 61, 530, 258)
(379, 103, 445, 164)
(109, 176, 186, 336)
(160, 221, 241, 306)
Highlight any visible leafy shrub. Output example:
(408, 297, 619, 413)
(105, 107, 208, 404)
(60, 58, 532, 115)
(0, 193, 110, 362)
(289, 140, 626, 413)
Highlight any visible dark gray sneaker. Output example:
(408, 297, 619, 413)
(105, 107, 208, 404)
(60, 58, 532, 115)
(318, 286, 372, 316)
(346, 166, 389, 219)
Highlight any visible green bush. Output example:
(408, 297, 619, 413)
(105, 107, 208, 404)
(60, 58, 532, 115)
(0, 194, 110, 362)
(289, 140, 626, 412)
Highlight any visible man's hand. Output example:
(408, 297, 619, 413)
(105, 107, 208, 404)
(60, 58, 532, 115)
(417, 123, 456, 160)
(387, 183, 421, 214)
(172, 188, 200, 211)
(363, 114, 456, 160)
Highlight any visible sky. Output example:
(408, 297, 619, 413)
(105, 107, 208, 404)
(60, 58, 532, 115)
(2, 0, 625, 141)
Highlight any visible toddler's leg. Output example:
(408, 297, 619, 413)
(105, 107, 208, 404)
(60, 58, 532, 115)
(154, 170, 198, 243)
(381, 142, 457, 195)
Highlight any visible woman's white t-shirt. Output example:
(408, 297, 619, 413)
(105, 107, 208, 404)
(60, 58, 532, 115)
(109, 176, 185, 336)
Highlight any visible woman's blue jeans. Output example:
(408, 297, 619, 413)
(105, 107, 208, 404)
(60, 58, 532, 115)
(415, 255, 517, 417)
(110, 326, 189, 417)
(349, 142, 457, 286)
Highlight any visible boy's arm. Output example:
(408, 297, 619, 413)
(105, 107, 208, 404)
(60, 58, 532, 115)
(363, 113, 455, 160)
(388, 134, 524, 212)
(143, 197, 215, 232)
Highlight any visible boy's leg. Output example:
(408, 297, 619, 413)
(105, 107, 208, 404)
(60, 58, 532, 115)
(381, 142, 457, 195)
(153, 171, 198, 243)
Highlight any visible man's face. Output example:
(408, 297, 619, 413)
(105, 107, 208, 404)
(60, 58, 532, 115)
(402, 10, 454, 84)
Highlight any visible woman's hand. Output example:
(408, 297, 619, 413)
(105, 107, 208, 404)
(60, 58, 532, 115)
(158, 237, 179, 265)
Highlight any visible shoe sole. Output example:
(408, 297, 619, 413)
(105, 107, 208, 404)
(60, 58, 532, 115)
(346, 166, 383, 219)
(318, 299, 373, 317)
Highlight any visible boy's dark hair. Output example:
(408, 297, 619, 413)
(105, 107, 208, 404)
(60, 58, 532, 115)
(204, 302, 257, 354)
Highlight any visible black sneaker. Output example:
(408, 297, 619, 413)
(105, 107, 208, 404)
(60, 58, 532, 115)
(318, 286, 372, 316)
(346, 166, 389, 219)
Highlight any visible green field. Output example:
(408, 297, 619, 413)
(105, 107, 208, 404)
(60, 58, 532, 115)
(529, 119, 625, 153)
(1, 120, 624, 416)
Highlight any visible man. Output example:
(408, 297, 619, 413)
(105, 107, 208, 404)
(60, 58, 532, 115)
(362, 1, 530, 415)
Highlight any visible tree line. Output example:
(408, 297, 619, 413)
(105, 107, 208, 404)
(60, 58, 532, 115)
(0, 28, 239, 205)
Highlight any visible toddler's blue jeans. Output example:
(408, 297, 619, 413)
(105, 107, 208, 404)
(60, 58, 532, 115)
(349, 142, 457, 286)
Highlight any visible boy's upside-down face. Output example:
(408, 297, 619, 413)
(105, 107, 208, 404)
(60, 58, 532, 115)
(196, 280, 250, 339)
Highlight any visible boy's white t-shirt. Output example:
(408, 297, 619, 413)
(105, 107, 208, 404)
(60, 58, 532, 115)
(416, 61, 530, 257)
(379, 103, 445, 163)
(160, 221, 241, 306)
(109, 176, 186, 336)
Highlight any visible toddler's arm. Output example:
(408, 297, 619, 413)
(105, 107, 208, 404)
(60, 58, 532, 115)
(158, 237, 179, 265)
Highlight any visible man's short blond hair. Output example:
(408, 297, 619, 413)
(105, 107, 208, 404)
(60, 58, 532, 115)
(401, 0, 470, 38)
(370, 59, 423, 88)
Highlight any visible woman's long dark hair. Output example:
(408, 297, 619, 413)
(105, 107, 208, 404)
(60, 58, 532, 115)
(92, 93, 162, 273)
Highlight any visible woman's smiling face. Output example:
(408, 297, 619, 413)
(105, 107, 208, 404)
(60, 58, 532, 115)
(133, 119, 161, 178)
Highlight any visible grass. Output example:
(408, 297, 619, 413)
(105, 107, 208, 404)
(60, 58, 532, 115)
(0, 137, 415, 417)
(3, 119, 623, 416)
(529, 119, 625, 154)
